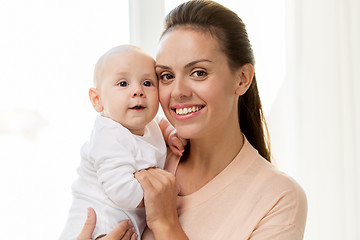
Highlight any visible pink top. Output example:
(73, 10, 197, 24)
(142, 137, 307, 240)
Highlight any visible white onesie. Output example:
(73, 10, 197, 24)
(59, 115, 166, 240)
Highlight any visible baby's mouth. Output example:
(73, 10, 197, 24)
(130, 105, 145, 110)
(172, 105, 204, 115)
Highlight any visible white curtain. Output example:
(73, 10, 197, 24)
(133, 0, 360, 238)
(268, 0, 360, 239)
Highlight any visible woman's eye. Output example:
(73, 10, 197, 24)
(143, 80, 152, 87)
(117, 81, 128, 87)
(159, 73, 174, 81)
(192, 70, 207, 78)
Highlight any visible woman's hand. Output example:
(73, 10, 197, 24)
(135, 168, 188, 239)
(77, 208, 137, 240)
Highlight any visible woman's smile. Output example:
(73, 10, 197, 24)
(172, 104, 205, 115)
(171, 104, 206, 121)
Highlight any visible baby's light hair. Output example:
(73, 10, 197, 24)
(92, 44, 148, 87)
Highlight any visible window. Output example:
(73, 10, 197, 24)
(0, 1, 129, 237)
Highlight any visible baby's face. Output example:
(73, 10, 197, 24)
(97, 49, 159, 135)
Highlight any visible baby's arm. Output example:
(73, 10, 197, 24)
(96, 156, 143, 209)
(158, 117, 187, 156)
(90, 132, 143, 209)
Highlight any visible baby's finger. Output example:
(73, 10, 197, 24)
(171, 137, 185, 152)
(170, 145, 183, 156)
(179, 136, 187, 146)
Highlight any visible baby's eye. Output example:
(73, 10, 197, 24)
(143, 80, 153, 87)
(191, 70, 207, 78)
(117, 81, 128, 87)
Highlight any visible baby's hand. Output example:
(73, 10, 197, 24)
(168, 129, 187, 156)
(159, 118, 187, 156)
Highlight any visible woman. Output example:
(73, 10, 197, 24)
(78, 0, 307, 239)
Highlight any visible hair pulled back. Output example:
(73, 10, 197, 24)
(162, 0, 271, 162)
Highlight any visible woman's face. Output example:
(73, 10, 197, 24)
(156, 28, 241, 139)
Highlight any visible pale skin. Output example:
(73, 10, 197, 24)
(88, 45, 185, 154)
(78, 28, 253, 240)
(88, 45, 160, 136)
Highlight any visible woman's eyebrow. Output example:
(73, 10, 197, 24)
(155, 64, 171, 70)
(156, 59, 213, 70)
(184, 59, 213, 68)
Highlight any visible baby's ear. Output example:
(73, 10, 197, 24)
(235, 63, 254, 96)
(89, 88, 103, 113)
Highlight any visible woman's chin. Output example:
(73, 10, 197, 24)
(174, 125, 203, 140)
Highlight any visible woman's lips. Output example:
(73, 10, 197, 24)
(172, 105, 204, 115)
(171, 104, 205, 120)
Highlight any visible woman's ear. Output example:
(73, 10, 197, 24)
(235, 63, 254, 96)
(89, 88, 103, 113)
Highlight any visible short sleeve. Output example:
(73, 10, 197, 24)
(249, 179, 308, 240)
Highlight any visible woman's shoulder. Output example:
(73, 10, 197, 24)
(241, 140, 307, 213)
(247, 154, 305, 202)
(237, 143, 307, 233)
(242, 139, 304, 195)
(247, 151, 307, 222)
(255, 156, 305, 195)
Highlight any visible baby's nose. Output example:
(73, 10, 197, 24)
(133, 89, 144, 97)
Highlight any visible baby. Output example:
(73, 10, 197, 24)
(59, 45, 184, 240)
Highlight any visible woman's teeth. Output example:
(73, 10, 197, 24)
(175, 106, 201, 115)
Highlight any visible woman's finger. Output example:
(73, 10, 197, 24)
(136, 168, 173, 186)
(148, 168, 176, 181)
(119, 226, 137, 240)
(136, 168, 178, 198)
(136, 168, 166, 192)
(107, 220, 135, 239)
(77, 208, 96, 240)
(134, 168, 179, 231)
(130, 232, 138, 240)
(134, 170, 155, 190)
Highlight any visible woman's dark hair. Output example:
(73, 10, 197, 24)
(162, 0, 271, 162)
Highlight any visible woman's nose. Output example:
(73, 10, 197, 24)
(171, 77, 191, 100)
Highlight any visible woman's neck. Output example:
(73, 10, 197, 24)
(189, 127, 243, 170)
(177, 119, 244, 195)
